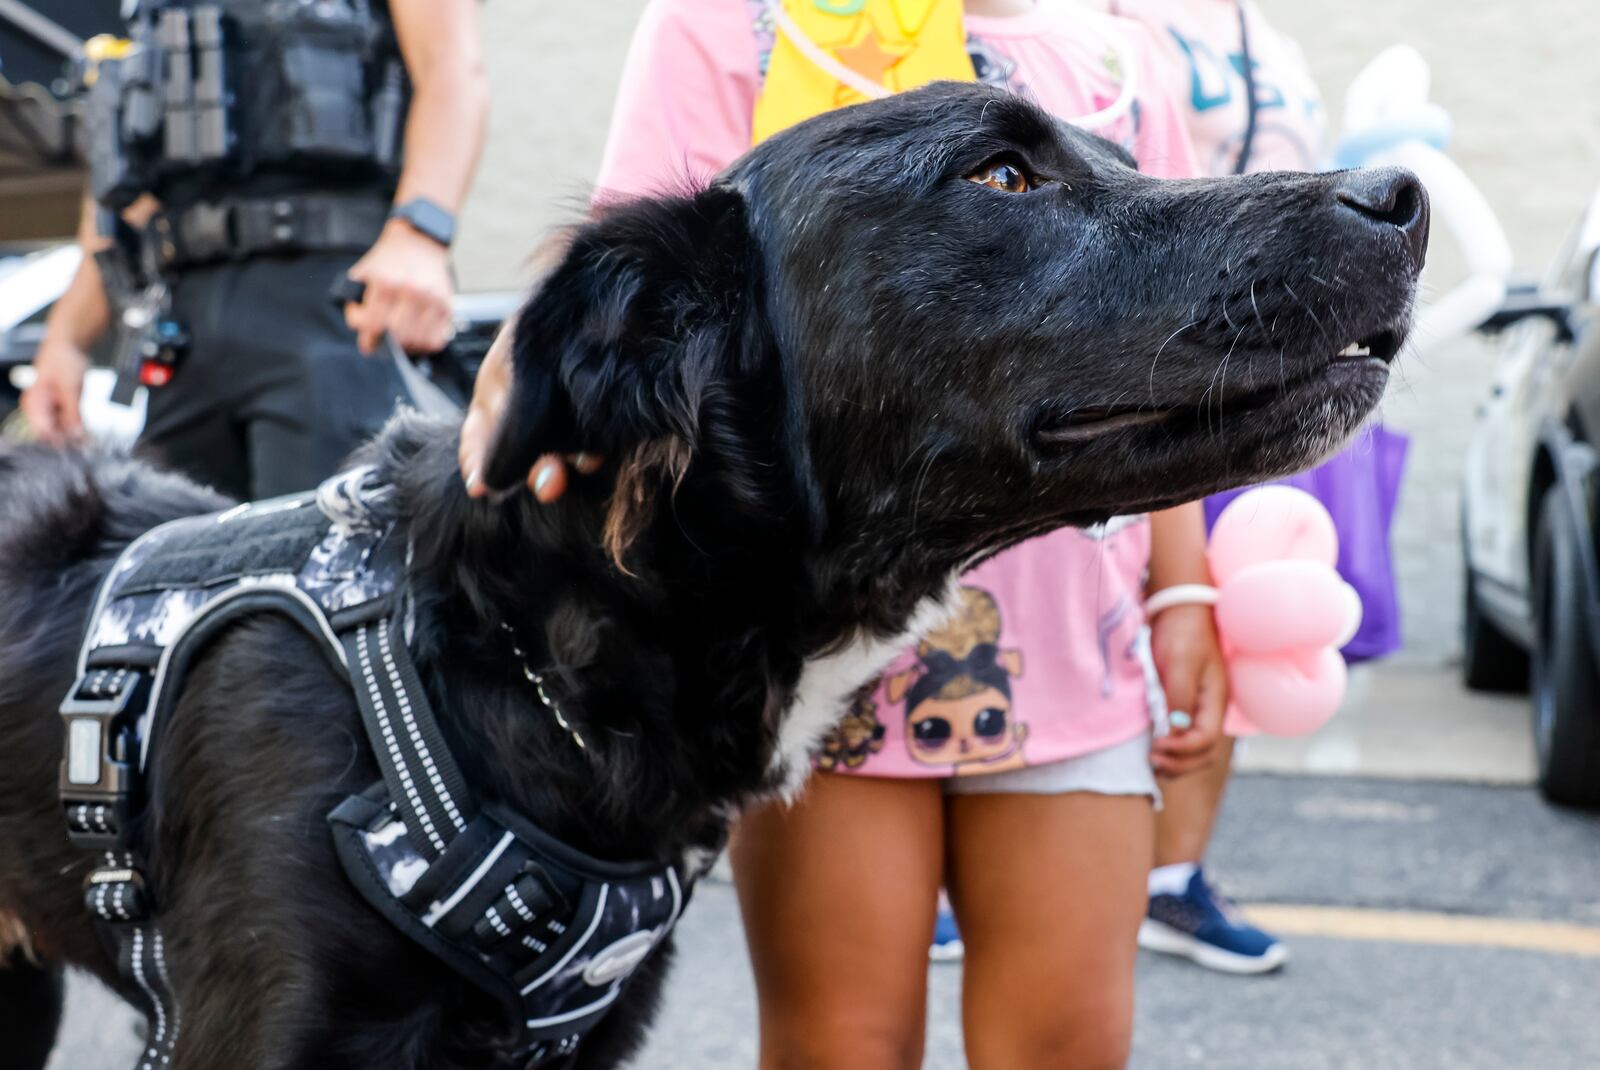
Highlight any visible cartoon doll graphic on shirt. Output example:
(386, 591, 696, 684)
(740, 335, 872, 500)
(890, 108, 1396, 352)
(886, 586, 1028, 775)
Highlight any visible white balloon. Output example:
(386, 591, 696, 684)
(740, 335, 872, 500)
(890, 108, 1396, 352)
(1342, 44, 1434, 134)
(1338, 46, 1512, 360)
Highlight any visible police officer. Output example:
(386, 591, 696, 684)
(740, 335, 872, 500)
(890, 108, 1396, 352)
(23, 0, 487, 501)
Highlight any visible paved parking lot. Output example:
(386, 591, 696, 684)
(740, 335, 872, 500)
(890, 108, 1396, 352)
(49, 666, 1600, 1070)
(54, 769, 1600, 1070)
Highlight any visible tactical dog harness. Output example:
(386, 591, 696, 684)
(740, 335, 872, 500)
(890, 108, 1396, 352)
(58, 468, 691, 1069)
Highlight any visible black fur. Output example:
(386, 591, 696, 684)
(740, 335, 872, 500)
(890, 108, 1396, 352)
(0, 83, 1426, 1068)
(0, 950, 63, 1070)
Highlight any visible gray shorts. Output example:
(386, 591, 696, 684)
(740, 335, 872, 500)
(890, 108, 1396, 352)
(942, 732, 1158, 800)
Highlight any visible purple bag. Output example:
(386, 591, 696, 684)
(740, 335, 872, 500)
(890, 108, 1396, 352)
(1204, 425, 1409, 663)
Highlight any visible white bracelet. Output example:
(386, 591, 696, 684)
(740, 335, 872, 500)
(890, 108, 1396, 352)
(1144, 583, 1219, 617)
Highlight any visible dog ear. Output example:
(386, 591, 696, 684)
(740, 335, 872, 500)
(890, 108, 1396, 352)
(479, 185, 757, 495)
(482, 184, 823, 565)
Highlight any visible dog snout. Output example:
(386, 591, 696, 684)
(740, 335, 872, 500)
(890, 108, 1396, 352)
(1334, 166, 1430, 269)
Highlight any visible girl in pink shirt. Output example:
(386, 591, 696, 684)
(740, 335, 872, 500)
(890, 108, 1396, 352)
(589, 2, 1229, 1064)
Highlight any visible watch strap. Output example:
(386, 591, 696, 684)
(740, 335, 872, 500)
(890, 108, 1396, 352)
(390, 197, 456, 248)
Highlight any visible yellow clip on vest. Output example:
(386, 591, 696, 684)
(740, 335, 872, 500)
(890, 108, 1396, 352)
(752, 0, 977, 145)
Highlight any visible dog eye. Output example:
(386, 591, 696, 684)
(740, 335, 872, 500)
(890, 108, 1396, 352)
(912, 717, 953, 745)
(968, 160, 1032, 193)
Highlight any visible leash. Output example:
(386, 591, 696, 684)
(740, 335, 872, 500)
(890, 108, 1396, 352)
(328, 274, 464, 421)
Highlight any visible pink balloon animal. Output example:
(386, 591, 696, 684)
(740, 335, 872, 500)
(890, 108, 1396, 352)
(1207, 487, 1362, 737)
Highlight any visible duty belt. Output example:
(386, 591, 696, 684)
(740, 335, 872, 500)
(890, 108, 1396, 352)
(58, 468, 695, 1069)
(146, 192, 389, 270)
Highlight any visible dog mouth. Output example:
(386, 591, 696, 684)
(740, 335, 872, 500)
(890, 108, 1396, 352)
(1334, 326, 1404, 364)
(1032, 323, 1405, 450)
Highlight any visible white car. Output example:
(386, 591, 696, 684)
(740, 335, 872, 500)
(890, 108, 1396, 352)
(1461, 186, 1600, 807)
(0, 243, 144, 444)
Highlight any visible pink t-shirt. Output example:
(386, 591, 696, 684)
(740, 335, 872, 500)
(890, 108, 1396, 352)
(1094, 0, 1326, 175)
(595, 0, 1200, 778)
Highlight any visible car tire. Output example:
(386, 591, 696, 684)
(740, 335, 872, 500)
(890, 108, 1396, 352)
(1530, 488, 1600, 808)
(1461, 551, 1529, 693)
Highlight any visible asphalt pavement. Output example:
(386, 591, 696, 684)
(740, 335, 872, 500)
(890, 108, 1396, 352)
(43, 665, 1600, 1069)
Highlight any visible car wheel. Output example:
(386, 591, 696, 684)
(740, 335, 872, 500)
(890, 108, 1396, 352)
(1461, 547, 1529, 692)
(1530, 488, 1600, 807)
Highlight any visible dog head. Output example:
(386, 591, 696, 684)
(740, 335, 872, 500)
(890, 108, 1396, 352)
(482, 81, 1427, 600)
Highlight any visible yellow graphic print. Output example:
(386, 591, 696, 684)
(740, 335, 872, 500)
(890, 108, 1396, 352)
(752, 0, 976, 144)
(815, 686, 888, 771)
(888, 586, 1029, 775)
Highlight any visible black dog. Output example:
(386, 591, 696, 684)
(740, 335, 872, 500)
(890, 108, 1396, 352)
(0, 82, 1426, 1069)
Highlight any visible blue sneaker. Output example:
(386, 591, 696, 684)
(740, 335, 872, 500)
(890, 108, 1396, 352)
(929, 907, 964, 963)
(1139, 868, 1288, 974)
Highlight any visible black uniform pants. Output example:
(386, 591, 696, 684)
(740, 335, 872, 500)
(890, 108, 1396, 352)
(137, 251, 410, 502)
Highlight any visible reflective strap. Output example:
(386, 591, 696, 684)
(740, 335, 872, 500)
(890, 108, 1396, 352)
(122, 923, 180, 1070)
(421, 830, 514, 927)
(340, 617, 471, 860)
(88, 852, 180, 1070)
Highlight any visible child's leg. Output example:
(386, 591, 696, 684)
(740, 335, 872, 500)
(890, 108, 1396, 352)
(1145, 736, 1286, 973)
(947, 790, 1154, 1070)
(731, 772, 945, 1070)
(1154, 736, 1235, 866)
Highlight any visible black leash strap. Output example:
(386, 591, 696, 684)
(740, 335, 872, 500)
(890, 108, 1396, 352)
(341, 615, 473, 859)
(327, 276, 464, 420)
(58, 664, 183, 1069)
(85, 852, 181, 1070)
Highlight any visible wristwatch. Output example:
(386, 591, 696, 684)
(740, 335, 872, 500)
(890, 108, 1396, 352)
(389, 197, 457, 249)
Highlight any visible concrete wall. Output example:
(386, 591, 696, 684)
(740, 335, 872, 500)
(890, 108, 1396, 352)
(456, 0, 1600, 664)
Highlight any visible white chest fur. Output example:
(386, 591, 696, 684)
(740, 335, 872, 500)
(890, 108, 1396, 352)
(772, 577, 962, 797)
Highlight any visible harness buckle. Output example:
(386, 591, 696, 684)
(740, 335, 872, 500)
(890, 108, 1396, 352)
(83, 865, 151, 923)
(59, 669, 147, 850)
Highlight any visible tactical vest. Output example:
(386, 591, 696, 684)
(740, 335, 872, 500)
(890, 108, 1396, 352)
(59, 468, 693, 1068)
(87, 0, 406, 209)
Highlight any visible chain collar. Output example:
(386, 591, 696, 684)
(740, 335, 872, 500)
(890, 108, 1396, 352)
(499, 623, 588, 752)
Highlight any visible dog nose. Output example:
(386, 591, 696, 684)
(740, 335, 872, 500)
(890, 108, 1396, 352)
(1335, 167, 1430, 268)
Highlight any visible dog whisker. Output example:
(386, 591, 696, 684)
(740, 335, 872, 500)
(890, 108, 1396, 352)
(1220, 302, 1239, 334)
(1200, 322, 1250, 440)
(1148, 321, 1198, 406)
(1282, 281, 1336, 352)
(907, 439, 944, 539)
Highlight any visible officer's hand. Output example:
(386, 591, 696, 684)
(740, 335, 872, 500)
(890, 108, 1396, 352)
(345, 221, 455, 355)
(21, 337, 90, 446)
(458, 323, 602, 502)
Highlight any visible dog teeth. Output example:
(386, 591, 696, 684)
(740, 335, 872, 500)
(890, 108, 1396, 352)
(1338, 342, 1372, 358)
